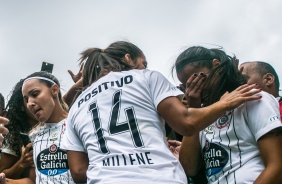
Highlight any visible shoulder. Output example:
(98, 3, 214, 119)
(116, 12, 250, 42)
(244, 91, 280, 114)
(245, 90, 277, 106)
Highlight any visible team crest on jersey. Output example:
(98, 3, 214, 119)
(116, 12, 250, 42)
(215, 111, 233, 129)
(37, 145, 69, 176)
(203, 141, 229, 177)
(49, 144, 58, 152)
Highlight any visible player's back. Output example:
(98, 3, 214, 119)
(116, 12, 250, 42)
(69, 69, 187, 183)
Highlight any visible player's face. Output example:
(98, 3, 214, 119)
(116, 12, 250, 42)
(240, 63, 264, 89)
(23, 99, 38, 123)
(133, 55, 147, 69)
(22, 79, 56, 123)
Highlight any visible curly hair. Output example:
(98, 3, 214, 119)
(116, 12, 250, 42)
(3, 72, 68, 156)
(3, 79, 33, 156)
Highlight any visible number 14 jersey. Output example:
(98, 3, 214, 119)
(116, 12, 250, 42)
(61, 69, 187, 184)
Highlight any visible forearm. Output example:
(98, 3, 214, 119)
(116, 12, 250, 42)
(67, 151, 88, 183)
(5, 178, 34, 184)
(3, 161, 28, 179)
(187, 100, 228, 132)
(179, 134, 202, 176)
(254, 166, 282, 184)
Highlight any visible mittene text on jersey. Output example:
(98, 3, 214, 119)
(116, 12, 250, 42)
(78, 75, 133, 108)
(102, 152, 154, 166)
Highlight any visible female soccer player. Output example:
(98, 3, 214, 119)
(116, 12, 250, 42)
(176, 46, 282, 184)
(0, 71, 75, 184)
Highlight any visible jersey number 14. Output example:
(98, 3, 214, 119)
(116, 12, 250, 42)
(89, 90, 144, 154)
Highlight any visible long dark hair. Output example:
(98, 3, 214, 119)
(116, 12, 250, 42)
(80, 41, 144, 89)
(173, 46, 246, 106)
(3, 72, 68, 156)
(4, 79, 32, 156)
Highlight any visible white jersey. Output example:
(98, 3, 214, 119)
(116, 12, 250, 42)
(32, 119, 75, 184)
(61, 69, 187, 184)
(200, 91, 282, 183)
(1, 138, 17, 157)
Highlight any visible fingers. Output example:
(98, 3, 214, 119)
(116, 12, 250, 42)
(67, 70, 75, 78)
(0, 117, 9, 126)
(167, 140, 182, 147)
(26, 143, 33, 152)
(185, 73, 206, 95)
(241, 88, 262, 97)
(22, 143, 33, 155)
(0, 126, 8, 136)
(0, 134, 4, 148)
(0, 172, 6, 183)
(235, 83, 258, 92)
(0, 118, 9, 148)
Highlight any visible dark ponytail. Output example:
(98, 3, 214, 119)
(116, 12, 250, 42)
(80, 41, 144, 89)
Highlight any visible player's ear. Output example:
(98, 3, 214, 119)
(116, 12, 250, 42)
(263, 73, 275, 87)
(51, 84, 59, 97)
(212, 59, 220, 67)
(124, 54, 134, 66)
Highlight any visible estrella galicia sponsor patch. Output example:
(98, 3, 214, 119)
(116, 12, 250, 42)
(203, 141, 229, 177)
(215, 111, 233, 129)
(37, 144, 69, 176)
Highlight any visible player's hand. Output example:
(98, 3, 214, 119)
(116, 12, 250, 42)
(0, 117, 9, 148)
(180, 72, 206, 108)
(168, 140, 182, 159)
(220, 83, 262, 111)
(68, 63, 84, 83)
(19, 143, 34, 168)
(0, 172, 6, 184)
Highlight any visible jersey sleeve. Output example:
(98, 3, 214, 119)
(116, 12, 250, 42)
(145, 70, 183, 108)
(246, 91, 282, 141)
(1, 141, 17, 157)
(61, 110, 86, 152)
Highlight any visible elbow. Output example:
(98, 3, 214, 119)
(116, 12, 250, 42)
(185, 166, 201, 177)
(70, 169, 87, 183)
(178, 123, 198, 137)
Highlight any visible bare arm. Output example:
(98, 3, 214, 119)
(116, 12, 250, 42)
(179, 73, 206, 176)
(1, 144, 33, 179)
(158, 83, 261, 136)
(63, 64, 84, 107)
(67, 150, 88, 183)
(0, 167, 35, 184)
(254, 127, 282, 184)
